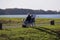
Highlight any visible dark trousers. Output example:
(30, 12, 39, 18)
(0, 23, 2, 30)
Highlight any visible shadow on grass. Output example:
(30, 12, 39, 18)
(33, 27, 60, 40)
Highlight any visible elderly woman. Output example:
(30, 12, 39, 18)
(30, 14, 36, 26)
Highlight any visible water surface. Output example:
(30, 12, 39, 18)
(0, 14, 60, 18)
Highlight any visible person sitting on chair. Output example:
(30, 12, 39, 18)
(31, 14, 36, 26)
(22, 13, 32, 27)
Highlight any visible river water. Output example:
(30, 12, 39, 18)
(0, 14, 60, 18)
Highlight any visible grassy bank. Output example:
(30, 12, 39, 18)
(0, 27, 60, 40)
(0, 18, 60, 40)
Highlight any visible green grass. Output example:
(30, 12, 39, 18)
(0, 27, 59, 40)
(0, 18, 60, 40)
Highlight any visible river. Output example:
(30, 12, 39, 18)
(0, 14, 60, 18)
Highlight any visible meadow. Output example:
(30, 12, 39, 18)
(0, 18, 60, 40)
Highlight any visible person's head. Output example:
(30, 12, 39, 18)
(28, 13, 32, 16)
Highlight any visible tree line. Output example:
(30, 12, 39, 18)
(0, 8, 60, 15)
